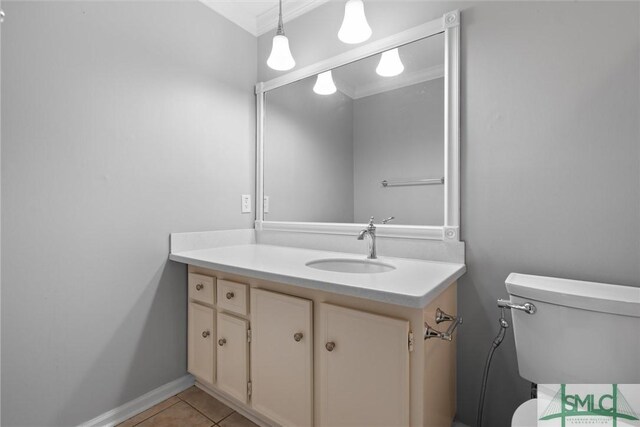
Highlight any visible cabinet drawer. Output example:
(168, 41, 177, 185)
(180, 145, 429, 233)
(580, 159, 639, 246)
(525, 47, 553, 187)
(188, 303, 215, 384)
(217, 279, 248, 315)
(217, 312, 249, 403)
(189, 273, 215, 305)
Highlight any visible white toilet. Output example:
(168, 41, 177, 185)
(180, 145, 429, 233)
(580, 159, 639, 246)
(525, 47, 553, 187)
(505, 273, 640, 426)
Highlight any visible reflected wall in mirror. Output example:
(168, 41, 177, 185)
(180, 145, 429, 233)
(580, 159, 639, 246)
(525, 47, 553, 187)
(263, 33, 445, 226)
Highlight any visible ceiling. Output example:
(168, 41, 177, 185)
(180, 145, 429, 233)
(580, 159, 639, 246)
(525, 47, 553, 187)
(199, 0, 330, 36)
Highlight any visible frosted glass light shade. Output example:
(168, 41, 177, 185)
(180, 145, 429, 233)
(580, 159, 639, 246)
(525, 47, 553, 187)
(313, 71, 337, 95)
(338, 0, 372, 44)
(267, 35, 295, 71)
(376, 48, 404, 77)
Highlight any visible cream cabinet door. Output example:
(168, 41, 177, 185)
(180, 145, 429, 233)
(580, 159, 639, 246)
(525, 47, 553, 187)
(188, 303, 215, 384)
(217, 312, 249, 403)
(250, 289, 313, 427)
(319, 303, 410, 427)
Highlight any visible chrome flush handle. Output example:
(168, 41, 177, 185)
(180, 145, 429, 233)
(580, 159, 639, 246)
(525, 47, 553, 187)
(497, 299, 536, 314)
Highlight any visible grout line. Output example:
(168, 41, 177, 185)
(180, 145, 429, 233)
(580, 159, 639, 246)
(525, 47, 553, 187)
(218, 410, 237, 424)
(180, 397, 234, 425)
(130, 400, 181, 426)
(175, 387, 239, 426)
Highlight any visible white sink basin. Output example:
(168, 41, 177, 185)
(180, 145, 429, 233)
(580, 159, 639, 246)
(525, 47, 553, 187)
(306, 258, 396, 274)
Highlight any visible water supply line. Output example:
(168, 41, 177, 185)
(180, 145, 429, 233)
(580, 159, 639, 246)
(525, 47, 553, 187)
(475, 306, 510, 427)
(476, 299, 537, 427)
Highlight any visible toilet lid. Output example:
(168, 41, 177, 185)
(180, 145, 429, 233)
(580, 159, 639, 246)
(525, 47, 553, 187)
(512, 399, 537, 427)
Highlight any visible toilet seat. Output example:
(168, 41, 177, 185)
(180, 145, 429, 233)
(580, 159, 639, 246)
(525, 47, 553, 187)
(511, 398, 537, 427)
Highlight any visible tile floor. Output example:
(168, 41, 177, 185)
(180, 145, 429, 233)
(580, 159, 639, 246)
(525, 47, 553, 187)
(118, 386, 258, 427)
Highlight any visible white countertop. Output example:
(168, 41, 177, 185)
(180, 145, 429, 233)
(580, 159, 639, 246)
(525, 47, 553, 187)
(170, 244, 466, 308)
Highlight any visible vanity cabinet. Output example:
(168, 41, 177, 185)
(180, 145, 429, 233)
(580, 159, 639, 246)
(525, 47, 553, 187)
(217, 312, 250, 403)
(318, 303, 410, 427)
(185, 265, 458, 427)
(251, 289, 313, 427)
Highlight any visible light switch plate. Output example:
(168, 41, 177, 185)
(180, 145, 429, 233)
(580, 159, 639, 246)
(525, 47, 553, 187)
(241, 195, 251, 213)
(263, 196, 269, 213)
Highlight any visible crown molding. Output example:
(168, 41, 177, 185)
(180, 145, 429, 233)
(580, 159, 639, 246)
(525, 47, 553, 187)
(199, 0, 331, 37)
(334, 76, 357, 99)
(331, 64, 444, 101)
(257, 0, 331, 36)
(199, 0, 260, 35)
(352, 64, 444, 99)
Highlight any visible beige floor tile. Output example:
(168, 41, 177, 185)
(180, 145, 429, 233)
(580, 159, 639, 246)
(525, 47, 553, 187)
(136, 401, 213, 427)
(117, 396, 181, 427)
(218, 412, 259, 427)
(178, 386, 234, 422)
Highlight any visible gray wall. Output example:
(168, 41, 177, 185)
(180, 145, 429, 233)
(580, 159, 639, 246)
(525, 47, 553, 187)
(353, 79, 444, 225)
(264, 77, 354, 223)
(259, 2, 640, 426)
(1, 2, 256, 426)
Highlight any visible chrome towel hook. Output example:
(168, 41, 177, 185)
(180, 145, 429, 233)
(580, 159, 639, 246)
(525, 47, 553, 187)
(424, 308, 463, 341)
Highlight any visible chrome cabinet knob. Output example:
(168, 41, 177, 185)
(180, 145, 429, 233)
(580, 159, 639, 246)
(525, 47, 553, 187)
(226, 292, 235, 300)
(195, 284, 204, 291)
(201, 330, 210, 338)
(294, 332, 303, 342)
(325, 341, 336, 352)
(218, 338, 227, 346)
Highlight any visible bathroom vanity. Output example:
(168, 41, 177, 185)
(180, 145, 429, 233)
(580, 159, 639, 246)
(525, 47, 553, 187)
(170, 243, 465, 427)
(170, 8, 464, 427)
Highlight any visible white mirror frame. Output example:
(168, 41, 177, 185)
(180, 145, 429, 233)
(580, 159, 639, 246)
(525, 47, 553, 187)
(255, 10, 460, 242)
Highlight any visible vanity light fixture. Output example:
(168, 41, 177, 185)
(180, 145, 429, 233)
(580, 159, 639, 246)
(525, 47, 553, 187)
(267, 0, 295, 71)
(376, 48, 404, 77)
(338, 0, 372, 44)
(313, 71, 337, 95)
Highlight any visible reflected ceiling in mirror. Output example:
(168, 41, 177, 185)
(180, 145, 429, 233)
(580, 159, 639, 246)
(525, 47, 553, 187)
(263, 33, 445, 226)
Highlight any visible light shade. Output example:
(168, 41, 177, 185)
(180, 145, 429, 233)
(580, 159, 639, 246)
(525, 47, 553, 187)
(267, 35, 295, 71)
(376, 48, 404, 77)
(338, 0, 372, 44)
(313, 71, 337, 95)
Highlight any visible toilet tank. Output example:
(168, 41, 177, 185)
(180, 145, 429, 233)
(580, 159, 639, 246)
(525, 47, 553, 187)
(505, 273, 640, 384)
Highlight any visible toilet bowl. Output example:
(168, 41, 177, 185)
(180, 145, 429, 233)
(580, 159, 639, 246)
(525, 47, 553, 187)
(504, 273, 640, 426)
(511, 399, 537, 427)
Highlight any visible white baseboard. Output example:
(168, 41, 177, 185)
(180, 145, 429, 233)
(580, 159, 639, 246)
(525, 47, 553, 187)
(78, 374, 195, 427)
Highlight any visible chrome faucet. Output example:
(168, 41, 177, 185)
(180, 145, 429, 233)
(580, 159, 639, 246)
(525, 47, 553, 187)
(357, 216, 394, 259)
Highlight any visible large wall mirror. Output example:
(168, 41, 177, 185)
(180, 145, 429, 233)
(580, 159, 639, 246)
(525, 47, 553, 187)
(256, 11, 460, 241)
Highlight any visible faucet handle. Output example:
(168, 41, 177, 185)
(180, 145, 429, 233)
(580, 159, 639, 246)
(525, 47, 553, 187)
(367, 216, 375, 226)
(382, 216, 395, 224)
